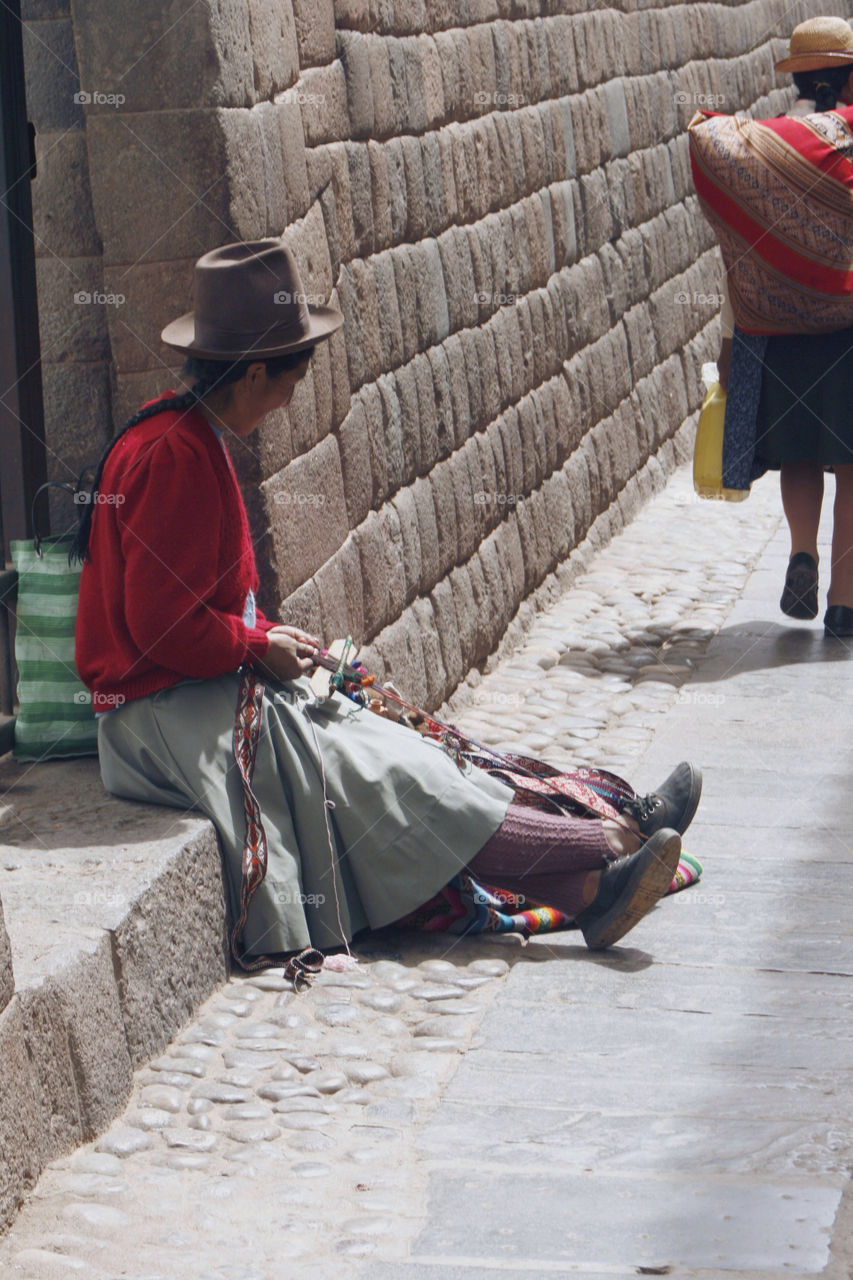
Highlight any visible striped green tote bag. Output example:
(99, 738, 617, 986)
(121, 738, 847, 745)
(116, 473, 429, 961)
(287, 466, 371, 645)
(10, 535, 98, 761)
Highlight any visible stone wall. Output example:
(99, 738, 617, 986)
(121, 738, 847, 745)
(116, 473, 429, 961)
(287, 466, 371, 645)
(22, 0, 853, 704)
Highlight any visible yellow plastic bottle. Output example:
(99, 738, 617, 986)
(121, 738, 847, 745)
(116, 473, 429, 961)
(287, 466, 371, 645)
(692, 381, 749, 501)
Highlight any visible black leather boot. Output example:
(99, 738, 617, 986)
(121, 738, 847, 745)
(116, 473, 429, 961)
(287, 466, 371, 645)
(575, 829, 682, 950)
(623, 762, 702, 837)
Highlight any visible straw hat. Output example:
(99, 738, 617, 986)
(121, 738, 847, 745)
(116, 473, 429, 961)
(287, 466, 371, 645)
(161, 238, 343, 360)
(775, 16, 853, 73)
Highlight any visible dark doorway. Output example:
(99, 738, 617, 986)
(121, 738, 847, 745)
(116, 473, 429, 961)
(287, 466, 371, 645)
(1, 0, 48, 730)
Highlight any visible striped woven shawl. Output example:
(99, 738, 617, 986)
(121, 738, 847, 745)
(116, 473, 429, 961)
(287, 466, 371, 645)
(689, 104, 853, 334)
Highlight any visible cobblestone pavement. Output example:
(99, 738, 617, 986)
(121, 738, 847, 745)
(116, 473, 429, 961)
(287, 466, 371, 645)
(449, 467, 781, 779)
(0, 467, 786, 1278)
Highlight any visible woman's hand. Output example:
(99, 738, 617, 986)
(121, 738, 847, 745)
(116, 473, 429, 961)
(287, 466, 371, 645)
(718, 337, 732, 391)
(257, 625, 321, 682)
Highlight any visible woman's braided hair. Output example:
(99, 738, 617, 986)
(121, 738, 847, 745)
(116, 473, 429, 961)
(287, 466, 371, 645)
(69, 347, 314, 565)
(793, 64, 852, 112)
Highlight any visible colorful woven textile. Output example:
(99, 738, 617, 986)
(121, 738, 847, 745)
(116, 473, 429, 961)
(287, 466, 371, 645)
(689, 105, 853, 334)
(397, 850, 703, 938)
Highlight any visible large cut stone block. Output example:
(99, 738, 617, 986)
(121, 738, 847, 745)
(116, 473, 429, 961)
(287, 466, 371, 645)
(111, 826, 228, 1068)
(373, 612, 428, 710)
(17, 935, 132, 1159)
(335, 398, 372, 527)
(293, 62, 349, 146)
(338, 30, 374, 139)
(431, 462, 458, 579)
(412, 474, 440, 593)
(42, 361, 112, 483)
(413, 353, 439, 474)
(35, 256, 111, 365)
(368, 142, 393, 252)
(391, 485, 421, 603)
(429, 577, 463, 692)
(367, 38, 397, 139)
(280, 577, 323, 636)
(449, 563, 478, 673)
(374, 251, 404, 369)
(282, 199, 335, 298)
(343, 144, 373, 257)
(385, 137, 408, 243)
(31, 128, 99, 259)
(248, 0, 299, 98)
(314, 535, 364, 641)
(265, 435, 349, 596)
(0, 897, 12, 1017)
(385, 366, 417, 488)
(100, 256, 194, 375)
(293, 0, 334, 65)
(355, 510, 391, 639)
(420, 34, 445, 128)
(426, 344, 455, 461)
(378, 503, 407, 619)
(70, 0, 253, 111)
(23, 19, 83, 131)
(86, 110, 237, 263)
(0, 1000, 46, 1233)
(411, 596, 446, 709)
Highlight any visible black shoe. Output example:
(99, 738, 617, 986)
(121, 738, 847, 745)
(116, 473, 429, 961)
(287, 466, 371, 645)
(575, 829, 682, 950)
(623, 762, 702, 837)
(780, 552, 819, 619)
(824, 604, 853, 639)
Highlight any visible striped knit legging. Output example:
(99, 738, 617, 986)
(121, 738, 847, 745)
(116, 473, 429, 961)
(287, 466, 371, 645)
(466, 801, 614, 919)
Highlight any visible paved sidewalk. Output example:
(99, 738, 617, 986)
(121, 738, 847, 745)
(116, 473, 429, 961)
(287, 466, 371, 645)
(3, 465, 853, 1278)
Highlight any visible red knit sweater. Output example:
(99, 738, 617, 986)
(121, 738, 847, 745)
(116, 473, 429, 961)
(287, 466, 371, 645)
(75, 396, 276, 710)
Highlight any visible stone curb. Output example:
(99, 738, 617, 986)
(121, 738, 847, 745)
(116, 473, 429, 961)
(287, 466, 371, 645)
(0, 805, 227, 1232)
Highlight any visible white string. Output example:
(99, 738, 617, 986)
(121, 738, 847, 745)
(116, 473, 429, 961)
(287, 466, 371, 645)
(307, 711, 354, 962)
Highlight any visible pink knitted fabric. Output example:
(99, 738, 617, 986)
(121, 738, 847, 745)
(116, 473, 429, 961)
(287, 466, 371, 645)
(467, 802, 612, 920)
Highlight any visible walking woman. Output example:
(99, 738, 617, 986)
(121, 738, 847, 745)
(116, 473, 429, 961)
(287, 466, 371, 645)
(74, 239, 700, 966)
(716, 17, 853, 636)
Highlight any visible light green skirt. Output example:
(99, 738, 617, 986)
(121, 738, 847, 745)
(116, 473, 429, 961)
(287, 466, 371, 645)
(97, 672, 513, 955)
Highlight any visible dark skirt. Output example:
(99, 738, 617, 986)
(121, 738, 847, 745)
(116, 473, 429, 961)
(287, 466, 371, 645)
(754, 327, 853, 469)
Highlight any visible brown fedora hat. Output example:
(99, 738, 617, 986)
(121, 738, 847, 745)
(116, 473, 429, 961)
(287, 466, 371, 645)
(161, 238, 343, 360)
(775, 16, 853, 73)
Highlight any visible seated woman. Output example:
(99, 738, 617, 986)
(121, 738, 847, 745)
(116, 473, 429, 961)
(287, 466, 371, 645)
(74, 239, 701, 968)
